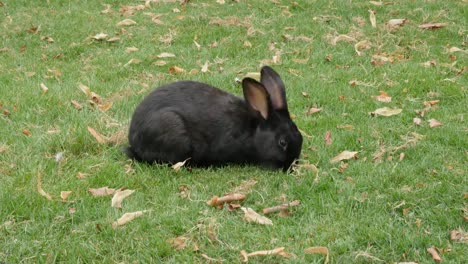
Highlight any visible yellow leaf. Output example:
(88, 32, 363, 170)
(37, 172, 52, 200)
(368, 9, 377, 28)
(98, 101, 113, 112)
(87, 126, 108, 144)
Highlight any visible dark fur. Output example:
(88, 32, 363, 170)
(126, 66, 302, 171)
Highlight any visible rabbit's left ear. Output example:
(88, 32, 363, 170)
(242, 78, 269, 120)
(260, 66, 287, 111)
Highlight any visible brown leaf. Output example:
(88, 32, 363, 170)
(207, 193, 246, 207)
(125, 47, 139, 53)
(324, 130, 332, 146)
(92, 32, 108, 40)
(71, 100, 83, 110)
(22, 129, 32, 136)
(76, 172, 88, 179)
(368, 9, 377, 28)
(427, 247, 442, 262)
(37, 172, 52, 200)
(354, 40, 372, 56)
(117, 19, 137, 27)
(112, 211, 146, 228)
(167, 236, 188, 250)
(262, 200, 300, 215)
(78, 83, 91, 97)
(330, 151, 358, 163)
(371, 91, 392, 102)
(87, 126, 108, 144)
(241, 207, 273, 225)
(413, 117, 422, 126)
(304, 247, 329, 264)
(428, 119, 442, 128)
(419, 22, 447, 30)
(306, 107, 321, 115)
(98, 101, 113, 112)
(387, 18, 408, 28)
(240, 247, 290, 262)
(172, 158, 190, 172)
(111, 189, 135, 208)
(449, 230, 467, 242)
(40, 83, 49, 94)
(169, 66, 185, 74)
(420, 60, 436, 67)
(371, 107, 402, 117)
(106, 37, 120, 42)
(60, 191, 72, 202)
(88, 186, 116, 197)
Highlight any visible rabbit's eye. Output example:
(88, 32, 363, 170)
(278, 138, 288, 149)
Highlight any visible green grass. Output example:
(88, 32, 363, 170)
(1, 0, 466, 262)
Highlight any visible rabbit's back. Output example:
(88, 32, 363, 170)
(127, 81, 255, 165)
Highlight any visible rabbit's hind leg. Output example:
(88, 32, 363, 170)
(131, 110, 192, 164)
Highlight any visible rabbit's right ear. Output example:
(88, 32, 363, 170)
(242, 78, 269, 120)
(260, 66, 287, 111)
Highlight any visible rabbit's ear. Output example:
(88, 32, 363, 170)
(260, 66, 287, 111)
(242, 78, 269, 120)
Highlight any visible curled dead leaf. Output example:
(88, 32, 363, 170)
(450, 230, 467, 242)
(324, 130, 332, 146)
(262, 200, 300, 215)
(368, 9, 377, 28)
(37, 172, 52, 200)
(241, 207, 273, 225)
(87, 126, 108, 144)
(92, 33, 108, 40)
(60, 191, 72, 202)
(111, 189, 135, 208)
(112, 211, 146, 228)
(71, 100, 83, 110)
(371, 91, 392, 102)
(387, 18, 408, 28)
(413, 117, 422, 126)
(40, 83, 49, 94)
(427, 247, 442, 262)
(354, 40, 371, 56)
(117, 19, 137, 26)
(207, 193, 246, 207)
(169, 66, 185, 74)
(371, 107, 402, 117)
(428, 119, 442, 128)
(172, 157, 190, 172)
(419, 22, 447, 30)
(330, 151, 358, 163)
(306, 107, 321, 115)
(240, 247, 290, 262)
(304, 246, 329, 264)
(167, 236, 188, 250)
(88, 187, 116, 197)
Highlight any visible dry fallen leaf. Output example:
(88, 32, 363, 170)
(37, 172, 52, 200)
(427, 247, 442, 262)
(372, 91, 392, 102)
(76, 172, 88, 179)
(71, 100, 83, 110)
(87, 126, 108, 144)
(419, 22, 447, 30)
(201, 61, 209, 73)
(324, 130, 332, 146)
(428, 119, 442, 128)
(207, 193, 246, 207)
(97, 101, 113, 112)
(156, 52, 175, 58)
(371, 107, 402, 117)
(387, 18, 408, 28)
(241, 207, 273, 225)
(60, 191, 72, 202)
(89, 187, 116, 197)
(368, 9, 377, 28)
(111, 189, 135, 208)
(413, 117, 422, 126)
(22, 129, 32, 136)
(306, 107, 322, 115)
(117, 19, 137, 26)
(330, 151, 358, 163)
(169, 66, 185, 74)
(304, 246, 330, 264)
(262, 200, 300, 215)
(450, 230, 467, 242)
(92, 32, 108, 40)
(354, 40, 372, 56)
(40, 83, 49, 94)
(167, 236, 188, 250)
(240, 247, 290, 262)
(112, 211, 146, 228)
(172, 158, 190, 172)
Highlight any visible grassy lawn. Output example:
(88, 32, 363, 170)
(1, 0, 466, 262)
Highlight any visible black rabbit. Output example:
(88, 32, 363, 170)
(126, 66, 302, 171)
